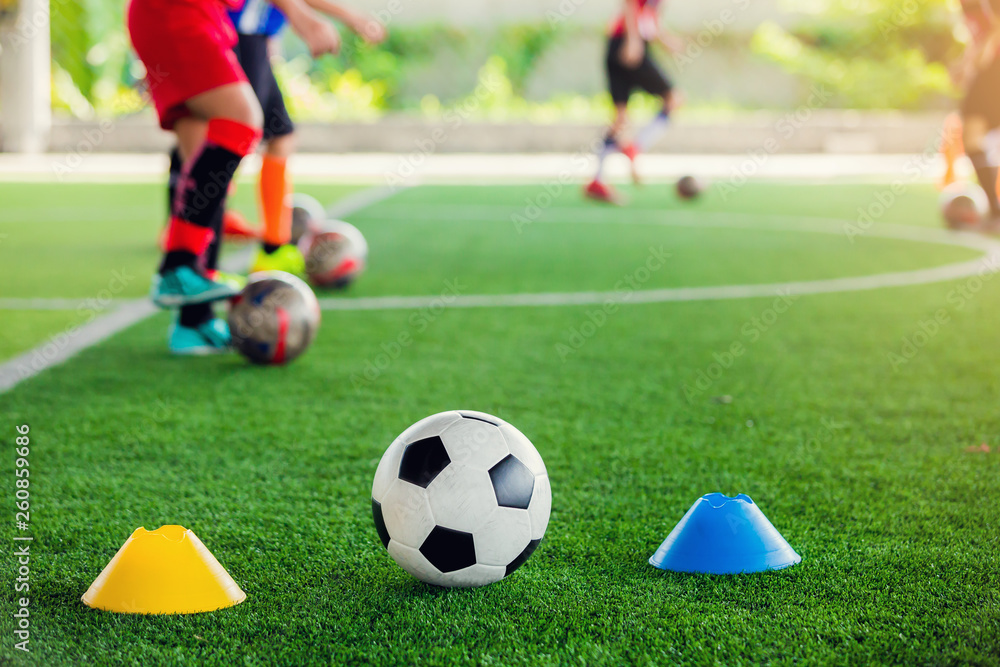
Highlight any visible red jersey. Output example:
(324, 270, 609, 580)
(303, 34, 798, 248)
(608, 0, 662, 41)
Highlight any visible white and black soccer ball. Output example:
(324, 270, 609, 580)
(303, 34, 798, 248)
(304, 220, 368, 289)
(371, 411, 551, 588)
(940, 181, 989, 230)
(288, 193, 326, 245)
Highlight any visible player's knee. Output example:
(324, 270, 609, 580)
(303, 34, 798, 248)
(267, 132, 296, 158)
(222, 86, 264, 131)
(240, 99, 264, 133)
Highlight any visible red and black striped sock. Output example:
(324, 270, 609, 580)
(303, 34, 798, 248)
(167, 145, 182, 218)
(179, 204, 226, 329)
(160, 119, 261, 274)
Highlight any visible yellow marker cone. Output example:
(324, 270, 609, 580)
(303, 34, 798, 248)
(82, 525, 246, 614)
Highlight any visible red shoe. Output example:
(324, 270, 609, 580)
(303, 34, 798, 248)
(222, 210, 260, 241)
(584, 180, 624, 205)
(621, 143, 642, 184)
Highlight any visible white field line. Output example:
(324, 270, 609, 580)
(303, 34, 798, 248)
(314, 212, 1000, 311)
(0, 185, 401, 394)
(4, 204, 999, 392)
(0, 298, 122, 311)
(6, 213, 1000, 314)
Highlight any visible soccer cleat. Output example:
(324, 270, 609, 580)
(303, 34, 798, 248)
(584, 179, 624, 205)
(621, 143, 642, 184)
(222, 210, 260, 241)
(168, 317, 232, 356)
(250, 244, 306, 276)
(151, 265, 242, 308)
(205, 269, 247, 292)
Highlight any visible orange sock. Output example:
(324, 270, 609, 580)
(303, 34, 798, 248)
(259, 154, 291, 249)
(940, 112, 964, 189)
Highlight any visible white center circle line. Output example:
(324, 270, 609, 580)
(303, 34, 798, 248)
(317, 215, 1000, 311)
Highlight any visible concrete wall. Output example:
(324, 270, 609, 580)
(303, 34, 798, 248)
(350, 0, 795, 30)
(48, 112, 946, 155)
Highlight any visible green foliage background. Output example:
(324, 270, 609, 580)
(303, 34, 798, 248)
(750, 0, 959, 109)
(48, 0, 966, 119)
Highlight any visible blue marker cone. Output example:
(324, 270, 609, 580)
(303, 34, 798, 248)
(650, 493, 800, 575)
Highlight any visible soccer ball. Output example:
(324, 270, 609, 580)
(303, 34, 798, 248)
(371, 410, 551, 588)
(940, 181, 989, 230)
(228, 271, 320, 365)
(288, 193, 326, 245)
(304, 220, 368, 289)
(676, 175, 703, 200)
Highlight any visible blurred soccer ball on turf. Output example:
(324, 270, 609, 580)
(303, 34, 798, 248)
(228, 271, 320, 365)
(676, 175, 703, 200)
(940, 181, 989, 230)
(372, 411, 551, 588)
(304, 220, 368, 289)
(288, 193, 326, 245)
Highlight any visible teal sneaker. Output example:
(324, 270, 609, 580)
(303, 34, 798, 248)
(151, 265, 241, 308)
(168, 317, 232, 356)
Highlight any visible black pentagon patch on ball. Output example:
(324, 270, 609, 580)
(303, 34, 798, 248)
(419, 526, 477, 573)
(372, 499, 390, 549)
(505, 538, 542, 577)
(489, 455, 534, 510)
(398, 436, 450, 488)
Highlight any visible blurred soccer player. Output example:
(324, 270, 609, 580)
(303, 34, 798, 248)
(585, 0, 681, 204)
(227, 0, 387, 276)
(128, 0, 338, 354)
(954, 0, 1000, 227)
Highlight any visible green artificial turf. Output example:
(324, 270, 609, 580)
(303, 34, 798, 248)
(0, 311, 89, 363)
(0, 181, 362, 360)
(0, 182, 361, 299)
(0, 181, 998, 666)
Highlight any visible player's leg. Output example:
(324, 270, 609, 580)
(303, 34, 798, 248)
(621, 53, 675, 183)
(159, 91, 261, 353)
(963, 115, 1000, 219)
(586, 104, 629, 204)
(586, 36, 630, 204)
(157, 145, 185, 251)
(168, 117, 234, 352)
(172, 118, 241, 281)
(960, 58, 1000, 223)
(173, 118, 215, 339)
(939, 112, 964, 189)
(129, 0, 263, 308)
(235, 33, 304, 275)
(252, 132, 305, 274)
(633, 91, 673, 153)
(155, 83, 263, 304)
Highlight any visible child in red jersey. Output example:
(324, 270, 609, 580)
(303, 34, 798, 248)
(585, 0, 682, 204)
(954, 0, 1000, 226)
(127, 0, 338, 354)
